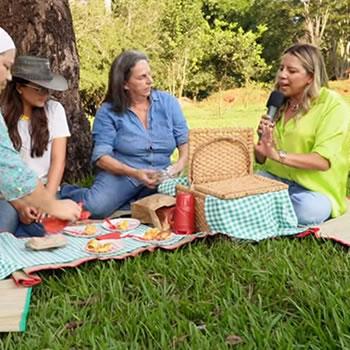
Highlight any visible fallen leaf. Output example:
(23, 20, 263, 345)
(248, 283, 254, 301)
(212, 307, 220, 317)
(171, 335, 188, 348)
(226, 334, 243, 346)
(196, 324, 206, 330)
(66, 321, 84, 332)
(74, 296, 100, 306)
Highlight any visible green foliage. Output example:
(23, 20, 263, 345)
(70, 0, 272, 108)
(70, 0, 117, 114)
(70, 0, 163, 113)
(206, 21, 269, 88)
(71, 0, 350, 109)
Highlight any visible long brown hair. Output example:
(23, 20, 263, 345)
(0, 77, 49, 157)
(105, 50, 149, 114)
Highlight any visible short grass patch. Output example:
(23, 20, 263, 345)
(1, 85, 350, 348)
(2, 237, 350, 349)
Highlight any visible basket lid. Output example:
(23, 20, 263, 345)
(188, 128, 254, 185)
(194, 175, 288, 200)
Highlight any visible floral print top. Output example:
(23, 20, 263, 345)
(0, 110, 37, 201)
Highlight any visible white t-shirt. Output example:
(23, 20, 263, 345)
(18, 100, 70, 184)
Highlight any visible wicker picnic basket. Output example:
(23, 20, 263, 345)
(176, 128, 288, 232)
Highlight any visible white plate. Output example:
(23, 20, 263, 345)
(63, 224, 103, 238)
(101, 218, 140, 232)
(83, 239, 124, 255)
(131, 232, 176, 244)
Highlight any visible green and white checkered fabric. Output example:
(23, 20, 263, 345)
(205, 190, 305, 241)
(0, 225, 208, 280)
(158, 177, 189, 196)
(158, 178, 305, 241)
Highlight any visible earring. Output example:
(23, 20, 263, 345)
(17, 89, 22, 95)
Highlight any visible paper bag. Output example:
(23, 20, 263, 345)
(131, 194, 176, 230)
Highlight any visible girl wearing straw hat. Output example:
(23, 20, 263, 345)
(0, 27, 81, 227)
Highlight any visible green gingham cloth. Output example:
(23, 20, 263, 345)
(158, 177, 189, 196)
(158, 177, 305, 241)
(0, 225, 210, 280)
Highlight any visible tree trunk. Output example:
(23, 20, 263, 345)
(0, 0, 92, 181)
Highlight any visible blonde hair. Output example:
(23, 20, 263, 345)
(275, 43, 328, 117)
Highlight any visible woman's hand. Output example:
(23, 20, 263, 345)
(257, 115, 274, 139)
(258, 122, 280, 161)
(166, 163, 182, 177)
(35, 208, 47, 222)
(48, 199, 82, 222)
(255, 115, 277, 163)
(255, 117, 280, 163)
(18, 206, 37, 225)
(135, 169, 159, 189)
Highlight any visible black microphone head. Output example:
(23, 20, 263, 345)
(266, 91, 285, 108)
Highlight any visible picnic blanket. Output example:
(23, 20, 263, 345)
(0, 279, 32, 332)
(158, 178, 306, 240)
(0, 177, 306, 285)
(0, 224, 216, 282)
(299, 199, 350, 246)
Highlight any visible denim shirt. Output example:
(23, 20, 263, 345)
(0, 110, 38, 200)
(91, 90, 188, 185)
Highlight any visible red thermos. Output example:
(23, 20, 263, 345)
(167, 193, 195, 235)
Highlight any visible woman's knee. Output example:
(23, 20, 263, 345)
(85, 199, 116, 219)
(0, 200, 19, 233)
(290, 191, 332, 225)
(83, 189, 129, 219)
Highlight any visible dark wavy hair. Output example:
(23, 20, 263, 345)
(0, 77, 49, 157)
(104, 50, 148, 114)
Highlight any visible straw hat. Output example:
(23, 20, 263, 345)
(12, 55, 68, 91)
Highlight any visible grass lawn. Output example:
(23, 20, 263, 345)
(1, 85, 350, 349)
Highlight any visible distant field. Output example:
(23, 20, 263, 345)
(182, 81, 350, 130)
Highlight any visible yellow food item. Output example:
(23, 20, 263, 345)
(117, 220, 129, 230)
(87, 239, 99, 249)
(156, 230, 171, 241)
(144, 228, 171, 241)
(144, 228, 160, 240)
(86, 239, 113, 253)
(83, 224, 97, 235)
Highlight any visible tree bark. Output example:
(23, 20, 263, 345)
(0, 0, 92, 181)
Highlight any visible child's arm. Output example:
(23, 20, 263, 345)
(46, 137, 68, 195)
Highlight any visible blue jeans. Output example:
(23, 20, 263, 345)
(0, 199, 45, 237)
(60, 171, 157, 219)
(259, 171, 332, 226)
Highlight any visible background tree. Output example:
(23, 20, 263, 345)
(71, 0, 163, 114)
(326, 1, 350, 79)
(301, 0, 329, 47)
(156, 0, 210, 98)
(0, 0, 91, 181)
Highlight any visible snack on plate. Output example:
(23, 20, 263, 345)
(86, 239, 113, 253)
(144, 228, 171, 241)
(156, 230, 171, 240)
(83, 224, 97, 235)
(117, 220, 129, 230)
(144, 228, 160, 240)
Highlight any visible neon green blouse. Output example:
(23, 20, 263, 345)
(265, 87, 350, 218)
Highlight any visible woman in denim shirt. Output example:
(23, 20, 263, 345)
(61, 50, 189, 218)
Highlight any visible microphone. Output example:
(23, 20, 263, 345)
(266, 90, 285, 122)
(259, 91, 285, 140)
